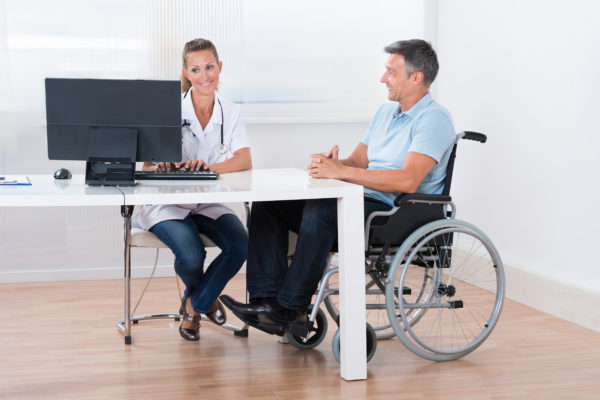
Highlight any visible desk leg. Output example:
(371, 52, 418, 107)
(337, 194, 366, 380)
(121, 205, 134, 345)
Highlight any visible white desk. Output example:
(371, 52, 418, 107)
(0, 168, 367, 380)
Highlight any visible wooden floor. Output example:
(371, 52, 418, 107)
(0, 275, 599, 400)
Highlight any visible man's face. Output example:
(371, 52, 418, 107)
(380, 54, 413, 103)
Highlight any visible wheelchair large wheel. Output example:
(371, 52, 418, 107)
(323, 267, 396, 340)
(386, 219, 505, 361)
(285, 305, 328, 350)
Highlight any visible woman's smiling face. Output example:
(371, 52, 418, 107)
(182, 50, 222, 96)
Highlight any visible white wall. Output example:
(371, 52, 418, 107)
(435, 0, 600, 328)
(248, 122, 367, 170)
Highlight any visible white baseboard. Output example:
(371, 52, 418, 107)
(503, 263, 600, 333)
(0, 264, 177, 283)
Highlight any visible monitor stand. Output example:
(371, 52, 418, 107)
(85, 160, 136, 186)
(85, 127, 138, 186)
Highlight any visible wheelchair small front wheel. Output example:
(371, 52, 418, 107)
(331, 323, 377, 363)
(286, 306, 328, 350)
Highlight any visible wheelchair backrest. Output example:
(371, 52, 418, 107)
(442, 142, 458, 196)
(442, 131, 487, 196)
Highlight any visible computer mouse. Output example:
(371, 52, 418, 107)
(53, 168, 72, 180)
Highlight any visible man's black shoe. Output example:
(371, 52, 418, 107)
(219, 295, 274, 320)
(257, 306, 309, 338)
(220, 294, 281, 325)
(220, 295, 308, 337)
(219, 294, 287, 336)
(219, 294, 248, 311)
(257, 305, 306, 326)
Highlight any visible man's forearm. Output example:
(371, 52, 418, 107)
(339, 157, 364, 168)
(339, 166, 422, 194)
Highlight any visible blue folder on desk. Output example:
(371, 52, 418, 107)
(0, 176, 32, 186)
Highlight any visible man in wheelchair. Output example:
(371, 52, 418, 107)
(221, 39, 456, 337)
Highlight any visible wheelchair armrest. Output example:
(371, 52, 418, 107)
(393, 193, 452, 207)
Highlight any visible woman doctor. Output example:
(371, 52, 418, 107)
(133, 38, 252, 341)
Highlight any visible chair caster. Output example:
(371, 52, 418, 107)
(332, 323, 377, 363)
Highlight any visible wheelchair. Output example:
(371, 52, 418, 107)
(282, 131, 505, 363)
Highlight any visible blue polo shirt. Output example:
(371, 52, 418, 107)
(361, 93, 455, 206)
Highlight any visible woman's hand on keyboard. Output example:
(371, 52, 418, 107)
(152, 162, 178, 171)
(177, 159, 210, 171)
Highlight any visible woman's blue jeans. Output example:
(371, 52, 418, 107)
(150, 213, 248, 314)
(246, 197, 391, 310)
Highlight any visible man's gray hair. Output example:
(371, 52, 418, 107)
(384, 39, 439, 87)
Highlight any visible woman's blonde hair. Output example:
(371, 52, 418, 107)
(180, 38, 220, 93)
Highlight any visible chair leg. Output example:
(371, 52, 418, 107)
(119, 205, 134, 345)
(117, 247, 183, 339)
(118, 246, 250, 339)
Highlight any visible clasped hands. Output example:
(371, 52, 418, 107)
(153, 159, 211, 171)
(308, 145, 344, 179)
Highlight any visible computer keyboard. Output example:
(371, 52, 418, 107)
(134, 170, 218, 181)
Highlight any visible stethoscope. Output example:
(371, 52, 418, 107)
(181, 94, 228, 156)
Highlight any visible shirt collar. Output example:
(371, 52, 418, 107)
(181, 88, 223, 132)
(393, 92, 433, 118)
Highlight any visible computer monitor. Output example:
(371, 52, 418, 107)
(45, 78, 182, 186)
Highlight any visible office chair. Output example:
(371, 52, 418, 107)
(116, 206, 249, 342)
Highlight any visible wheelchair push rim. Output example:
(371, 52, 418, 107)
(386, 219, 505, 361)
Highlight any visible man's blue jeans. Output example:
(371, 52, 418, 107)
(150, 213, 248, 313)
(246, 197, 391, 310)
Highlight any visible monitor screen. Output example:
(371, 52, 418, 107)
(45, 78, 182, 185)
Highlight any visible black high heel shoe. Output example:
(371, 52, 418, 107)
(179, 299, 200, 341)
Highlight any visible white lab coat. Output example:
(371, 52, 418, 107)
(132, 89, 250, 231)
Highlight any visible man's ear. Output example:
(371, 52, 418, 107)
(412, 71, 425, 85)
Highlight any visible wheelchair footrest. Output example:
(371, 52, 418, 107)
(245, 316, 311, 338)
(448, 300, 463, 309)
(287, 322, 310, 338)
(244, 317, 286, 337)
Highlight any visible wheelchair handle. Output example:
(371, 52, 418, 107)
(459, 131, 487, 143)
